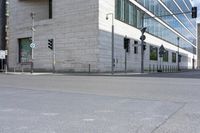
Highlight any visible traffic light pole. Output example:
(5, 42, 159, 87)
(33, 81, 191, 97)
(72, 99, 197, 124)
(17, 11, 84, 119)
(106, 13, 115, 75)
(52, 39, 56, 73)
(112, 24, 114, 75)
(124, 37, 130, 73)
(141, 39, 144, 73)
(31, 12, 35, 74)
(125, 50, 127, 73)
(177, 37, 180, 71)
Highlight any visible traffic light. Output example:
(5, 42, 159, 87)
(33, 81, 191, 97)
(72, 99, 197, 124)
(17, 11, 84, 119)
(48, 39, 53, 50)
(140, 27, 146, 41)
(192, 7, 197, 18)
(124, 37, 130, 52)
(143, 44, 146, 51)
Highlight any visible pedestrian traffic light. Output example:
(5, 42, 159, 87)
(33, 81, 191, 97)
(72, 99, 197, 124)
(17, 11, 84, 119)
(48, 39, 53, 50)
(124, 37, 130, 52)
(192, 7, 197, 18)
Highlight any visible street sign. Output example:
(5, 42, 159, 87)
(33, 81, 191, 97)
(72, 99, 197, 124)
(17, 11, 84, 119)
(5, 50, 8, 55)
(159, 45, 165, 52)
(30, 43, 36, 48)
(0, 50, 6, 59)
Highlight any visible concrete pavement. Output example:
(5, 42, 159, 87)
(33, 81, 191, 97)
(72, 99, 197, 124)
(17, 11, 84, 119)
(0, 71, 200, 133)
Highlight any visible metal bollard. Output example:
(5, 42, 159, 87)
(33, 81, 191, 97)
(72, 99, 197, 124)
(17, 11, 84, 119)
(88, 64, 91, 73)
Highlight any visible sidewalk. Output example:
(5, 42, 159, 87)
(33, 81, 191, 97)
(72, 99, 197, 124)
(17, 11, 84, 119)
(2, 69, 199, 77)
(3, 71, 148, 76)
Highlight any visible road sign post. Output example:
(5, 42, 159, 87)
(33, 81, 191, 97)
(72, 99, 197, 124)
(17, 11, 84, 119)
(0, 50, 6, 72)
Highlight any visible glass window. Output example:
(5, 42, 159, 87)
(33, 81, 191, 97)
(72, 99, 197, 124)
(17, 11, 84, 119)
(172, 52, 177, 63)
(19, 38, 32, 63)
(163, 51, 168, 62)
(115, 0, 196, 55)
(144, 0, 149, 10)
(129, 4, 134, 25)
(137, 9, 143, 28)
(115, 0, 125, 21)
(150, 46, 158, 61)
(128, 3, 137, 26)
(124, 0, 129, 23)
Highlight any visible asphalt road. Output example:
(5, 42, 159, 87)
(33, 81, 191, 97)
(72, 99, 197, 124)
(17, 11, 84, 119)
(0, 71, 200, 133)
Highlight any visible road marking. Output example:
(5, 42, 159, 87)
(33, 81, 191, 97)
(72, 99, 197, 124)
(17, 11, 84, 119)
(42, 113, 59, 116)
(0, 108, 14, 112)
(83, 118, 95, 122)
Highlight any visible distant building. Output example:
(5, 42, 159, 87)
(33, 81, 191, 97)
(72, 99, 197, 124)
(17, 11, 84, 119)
(7, 0, 197, 72)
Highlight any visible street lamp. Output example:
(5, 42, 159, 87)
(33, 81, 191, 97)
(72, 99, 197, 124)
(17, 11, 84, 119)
(177, 36, 180, 71)
(30, 12, 36, 73)
(106, 13, 114, 75)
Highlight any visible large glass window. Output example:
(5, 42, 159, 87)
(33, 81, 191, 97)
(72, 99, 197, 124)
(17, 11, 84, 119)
(19, 38, 32, 63)
(116, 0, 143, 28)
(128, 3, 137, 26)
(150, 46, 158, 61)
(115, 0, 125, 21)
(172, 52, 177, 63)
(124, 0, 129, 23)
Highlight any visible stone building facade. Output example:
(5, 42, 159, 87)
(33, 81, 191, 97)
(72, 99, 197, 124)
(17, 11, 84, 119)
(7, 0, 197, 72)
(0, 0, 6, 50)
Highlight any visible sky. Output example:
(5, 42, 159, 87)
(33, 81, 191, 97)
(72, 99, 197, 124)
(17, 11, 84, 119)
(191, 0, 200, 23)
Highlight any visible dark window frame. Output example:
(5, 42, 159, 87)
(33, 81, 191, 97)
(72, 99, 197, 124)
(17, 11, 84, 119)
(150, 45, 158, 61)
(18, 37, 32, 63)
(163, 50, 169, 62)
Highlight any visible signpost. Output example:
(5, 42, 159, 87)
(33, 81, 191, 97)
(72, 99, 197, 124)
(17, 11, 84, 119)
(0, 50, 6, 71)
(0, 50, 6, 59)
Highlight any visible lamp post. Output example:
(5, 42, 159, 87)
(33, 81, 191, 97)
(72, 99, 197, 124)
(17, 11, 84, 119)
(30, 12, 36, 73)
(5, 0, 9, 73)
(106, 13, 114, 75)
(177, 37, 180, 71)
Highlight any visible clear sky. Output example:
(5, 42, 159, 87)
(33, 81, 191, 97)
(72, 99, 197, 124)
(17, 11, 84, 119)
(191, 0, 200, 23)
